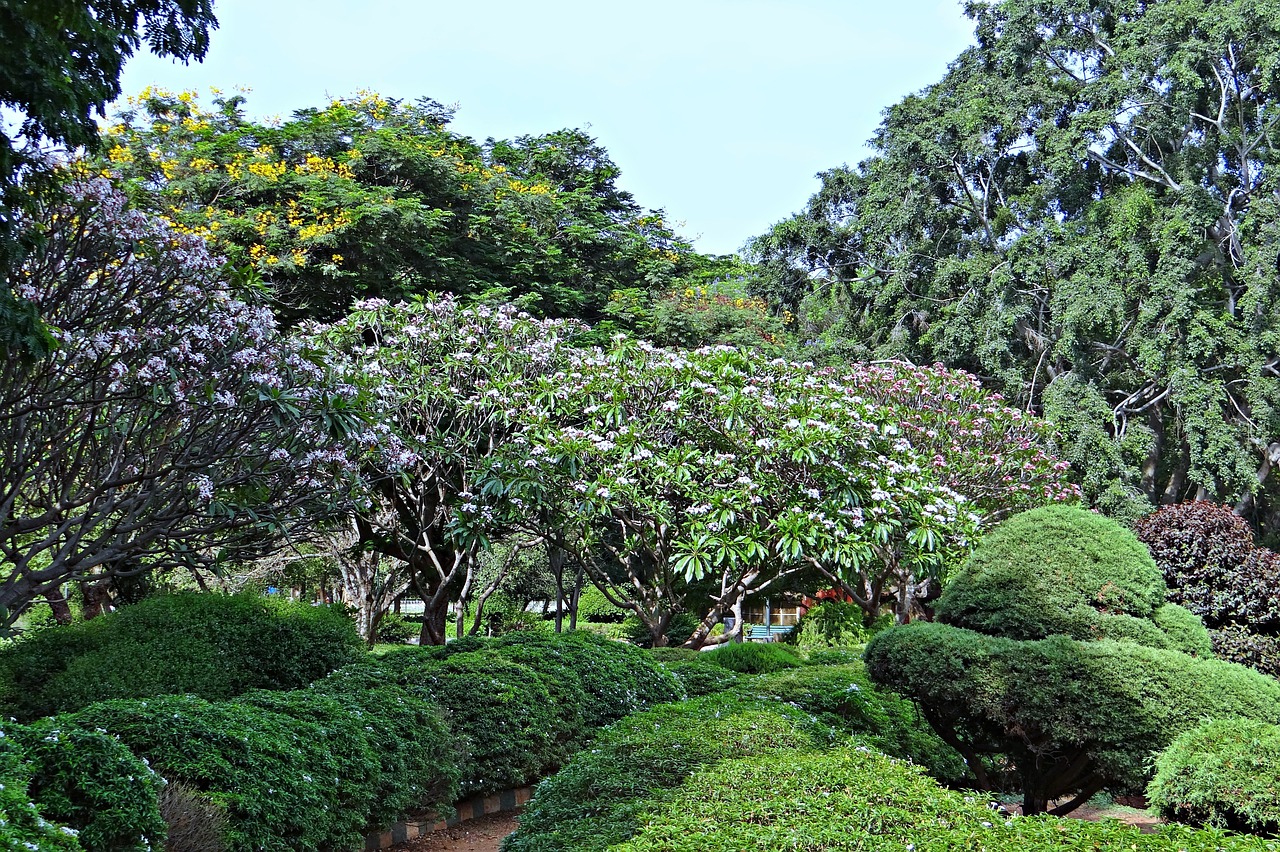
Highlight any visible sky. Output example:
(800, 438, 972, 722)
(117, 1, 976, 256)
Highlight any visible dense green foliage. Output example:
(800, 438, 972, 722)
(700, 641, 803, 674)
(0, 747, 83, 851)
(866, 622, 1280, 813)
(659, 658, 739, 697)
(730, 663, 965, 783)
(612, 747, 1274, 851)
(0, 593, 363, 720)
(935, 505, 1168, 641)
(751, 0, 1280, 532)
(791, 600, 870, 648)
(1211, 626, 1280, 679)
(4, 720, 162, 852)
(502, 695, 836, 852)
(575, 585, 629, 623)
(1150, 718, 1280, 836)
(99, 90, 700, 326)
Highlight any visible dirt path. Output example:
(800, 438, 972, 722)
(397, 811, 519, 852)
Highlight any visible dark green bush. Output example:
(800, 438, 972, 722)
(866, 622, 1280, 813)
(503, 694, 836, 852)
(0, 593, 363, 720)
(0, 723, 149, 852)
(1211, 626, 1280, 677)
(392, 651, 560, 795)
(612, 746, 1273, 851)
(731, 662, 965, 783)
(662, 659, 738, 696)
(0, 746, 83, 851)
(374, 612, 416, 644)
(935, 504, 1167, 641)
(62, 694, 376, 852)
(1149, 718, 1280, 836)
(575, 585, 629, 623)
(701, 641, 803, 674)
(803, 647, 866, 666)
(490, 630, 682, 729)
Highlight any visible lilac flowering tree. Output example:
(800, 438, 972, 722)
(0, 179, 360, 625)
(303, 297, 582, 645)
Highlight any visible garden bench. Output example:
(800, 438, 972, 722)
(746, 624, 795, 642)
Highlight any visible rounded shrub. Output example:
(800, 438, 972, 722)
(0, 593, 363, 720)
(1152, 603, 1213, 657)
(63, 694, 376, 852)
(1134, 501, 1279, 630)
(3, 721, 161, 852)
(791, 600, 868, 648)
(935, 504, 1167, 641)
(0, 747, 83, 851)
(731, 662, 965, 783)
(1149, 718, 1280, 836)
(575, 585, 629, 623)
(490, 630, 682, 728)
(701, 641, 802, 674)
(611, 746, 1271, 851)
(503, 694, 836, 852)
(661, 659, 738, 696)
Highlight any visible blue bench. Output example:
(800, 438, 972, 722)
(746, 624, 795, 642)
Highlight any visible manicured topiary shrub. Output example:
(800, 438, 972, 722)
(611, 746, 1270, 851)
(866, 622, 1280, 815)
(7, 718, 166, 852)
(1153, 603, 1213, 657)
(296, 682, 458, 828)
(0, 747, 84, 851)
(1134, 502, 1279, 630)
(731, 662, 965, 783)
(0, 593, 363, 720)
(503, 695, 836, 852)
(935, 504, 1167, 641)
(701, 641, 802, 674)
(395, 651, 561, 795)
(1149, 718, 1280, 836)
(61, 694, 380, 852)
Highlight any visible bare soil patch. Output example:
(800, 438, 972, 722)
(397, 810, 519, 852)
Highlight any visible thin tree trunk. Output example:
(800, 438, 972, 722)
(45, 589, 73, 625)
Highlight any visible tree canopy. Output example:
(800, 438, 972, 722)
(751, 0, 1280, 534)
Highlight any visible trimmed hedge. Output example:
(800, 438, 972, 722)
(7, 719, 166, 852)
(731, 662, 966, 783)
(866, 622, 1280, 802)
(1149, 718, 1280, 836)
(0, 593, 363, 720)
(503, 695, 837, 852)
(700, 641, 802, 674)
(662, 659, 739, 696)
(935, 504, 1167, 641)
(1153, 603, 1214, 657)
(612, 746, 1275, 851)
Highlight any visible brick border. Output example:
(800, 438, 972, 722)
(364, 786, 534, 850)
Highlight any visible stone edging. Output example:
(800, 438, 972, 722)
(364, 786, 534, 850)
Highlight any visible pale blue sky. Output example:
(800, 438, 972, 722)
(117, 1, 975, 255)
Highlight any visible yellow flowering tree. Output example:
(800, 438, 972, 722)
(96, 89, 703, 326)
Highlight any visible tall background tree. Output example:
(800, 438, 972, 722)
(751, 0, 1280, 536)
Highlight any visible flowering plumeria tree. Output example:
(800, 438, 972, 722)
(0, 179, 361, 625)
(303, 297, 583, 645)
(497, 342, 1080, 646)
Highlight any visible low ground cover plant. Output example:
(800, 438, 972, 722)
(700, 640, 802, 673)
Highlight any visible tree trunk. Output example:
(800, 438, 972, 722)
(45, 590, 73, 625)
(567, 565, 584, 631)
(549, 544, 567, 633)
